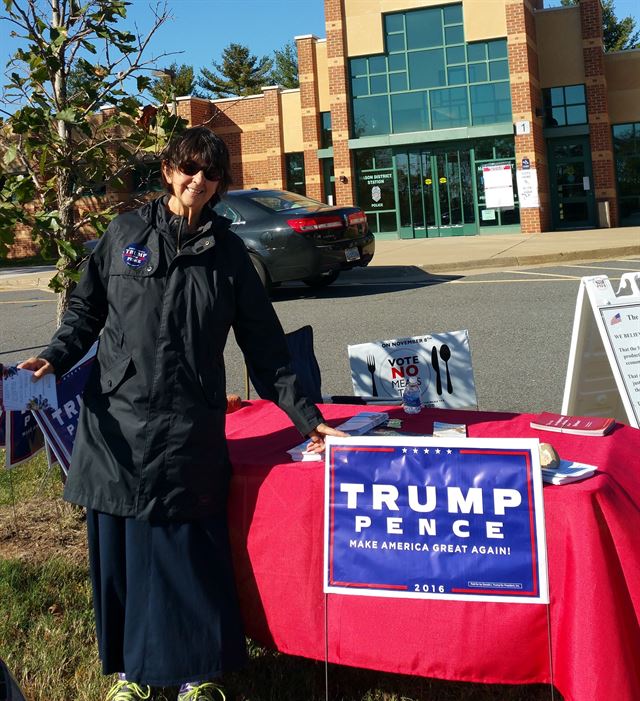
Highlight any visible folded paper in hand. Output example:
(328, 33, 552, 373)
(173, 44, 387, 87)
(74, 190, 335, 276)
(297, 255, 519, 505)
(287, 411, 389, 462)
(1, 366, 58, 411)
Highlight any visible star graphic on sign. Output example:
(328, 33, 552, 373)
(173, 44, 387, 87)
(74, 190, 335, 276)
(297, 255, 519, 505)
(402, 448, 408, 453)
(435, 448, 441, 454)
(447, 449, 453, 454)
(413, 448, 419, 454)
(424, 448, 430, 454)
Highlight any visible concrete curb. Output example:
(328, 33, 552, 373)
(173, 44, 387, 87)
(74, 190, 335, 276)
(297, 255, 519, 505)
(411, 245, 640, 274)
(0, 275, 55, 292)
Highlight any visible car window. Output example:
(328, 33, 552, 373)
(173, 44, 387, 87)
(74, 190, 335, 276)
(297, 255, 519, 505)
(248, 192, 323, 213)
(214, 201, 242, 223)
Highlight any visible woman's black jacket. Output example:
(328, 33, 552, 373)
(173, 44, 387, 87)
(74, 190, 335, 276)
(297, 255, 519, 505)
(40, 197, 323, 521)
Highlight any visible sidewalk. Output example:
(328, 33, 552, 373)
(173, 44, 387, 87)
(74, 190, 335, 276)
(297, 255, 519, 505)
(371, 225, 640, 273)
(0, 226, 638, 291)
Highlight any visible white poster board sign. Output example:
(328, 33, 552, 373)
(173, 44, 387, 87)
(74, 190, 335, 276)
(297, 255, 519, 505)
(482, 164, 514, 209)
(516, 169, 540, 208)
(348, 330, 477, 409)
(562, 273, 640, 427)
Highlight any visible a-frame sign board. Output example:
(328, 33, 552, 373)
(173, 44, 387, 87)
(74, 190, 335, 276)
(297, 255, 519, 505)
(562, 273, 640, 428)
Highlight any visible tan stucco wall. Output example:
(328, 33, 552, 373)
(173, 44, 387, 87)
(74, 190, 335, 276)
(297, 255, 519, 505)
(344, 0, 507, 57)
(605, 50, 640, 124)
(463, 0, 507, 42)
(281, 89, 304, 152)
(315, 40, 330, 112)
(536, 7, 584, 88)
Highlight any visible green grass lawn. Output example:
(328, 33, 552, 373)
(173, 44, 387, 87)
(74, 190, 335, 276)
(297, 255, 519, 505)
(0, 451, 562, 701)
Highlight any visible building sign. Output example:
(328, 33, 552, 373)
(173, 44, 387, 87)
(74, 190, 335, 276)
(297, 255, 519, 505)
(482, 164, 514, 209)
(514, 120, 531, 135)
(324, 436, 549, 604)
(359, 171, 395, 210)
(516, 169, 540, 208)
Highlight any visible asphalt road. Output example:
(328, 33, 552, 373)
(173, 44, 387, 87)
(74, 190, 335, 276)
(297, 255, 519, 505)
(1, 257, 638, 414)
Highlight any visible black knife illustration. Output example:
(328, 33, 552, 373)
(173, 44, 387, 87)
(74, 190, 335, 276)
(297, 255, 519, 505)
(431, 345, 442, 396)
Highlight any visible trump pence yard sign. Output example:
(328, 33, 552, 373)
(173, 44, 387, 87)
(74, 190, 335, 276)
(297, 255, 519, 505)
(324, 436, 549, 604)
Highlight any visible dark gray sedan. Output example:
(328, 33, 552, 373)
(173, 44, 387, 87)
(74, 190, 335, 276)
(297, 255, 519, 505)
(214, 189, 375, 288)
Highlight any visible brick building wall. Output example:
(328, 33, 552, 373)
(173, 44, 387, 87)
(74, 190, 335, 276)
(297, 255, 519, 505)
(506, 0, 550, 233)
(325, 0, 356, 206)
(579, 0, 618, 226)
(297, 35, 324, 201)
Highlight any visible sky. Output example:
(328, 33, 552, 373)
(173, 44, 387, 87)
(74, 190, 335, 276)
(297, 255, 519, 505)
(1, 0, 638, 94)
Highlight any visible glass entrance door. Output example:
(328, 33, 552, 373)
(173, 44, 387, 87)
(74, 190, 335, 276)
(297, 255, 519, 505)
(397, 148, 476, 237)
(548, 137, 596, 229)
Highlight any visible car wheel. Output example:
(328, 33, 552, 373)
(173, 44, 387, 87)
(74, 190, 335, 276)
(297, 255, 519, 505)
(303, 270, 340, 288)
(249, 254, 271, 291)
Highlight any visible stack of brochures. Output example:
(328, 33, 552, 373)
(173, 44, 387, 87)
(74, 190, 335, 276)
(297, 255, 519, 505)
(541, 459, 597, 485)
(287, 411, 389, 462)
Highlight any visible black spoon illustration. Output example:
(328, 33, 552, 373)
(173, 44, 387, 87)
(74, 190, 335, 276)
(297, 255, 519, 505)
(431, 346, 442, 396)
(439, 343, 453, 394)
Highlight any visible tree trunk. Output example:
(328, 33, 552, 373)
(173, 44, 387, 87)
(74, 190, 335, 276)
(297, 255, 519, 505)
(56, 167, 75, 327)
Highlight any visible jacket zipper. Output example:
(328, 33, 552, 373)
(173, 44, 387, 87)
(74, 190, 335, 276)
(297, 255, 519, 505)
(177, 216, 184, 253)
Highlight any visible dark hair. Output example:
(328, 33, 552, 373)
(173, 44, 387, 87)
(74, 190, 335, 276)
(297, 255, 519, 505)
(161, 126, 232, 201)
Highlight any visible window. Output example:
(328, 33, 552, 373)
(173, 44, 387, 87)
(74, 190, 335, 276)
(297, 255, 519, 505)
(612, 122, 640, 226)
(352, 95, 390, 137)
(320, 112, 332, 149)
(285, 153, 306, 196)
(543, 85, 587, 128)
(350, 5, 511, 138)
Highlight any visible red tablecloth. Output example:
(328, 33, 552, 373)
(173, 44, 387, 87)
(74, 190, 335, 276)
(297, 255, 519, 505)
(226, 401, 640, 701)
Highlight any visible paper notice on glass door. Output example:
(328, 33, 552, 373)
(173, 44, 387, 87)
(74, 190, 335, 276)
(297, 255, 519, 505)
(516, 169, 540, 208)
(483, 164, 514, 209)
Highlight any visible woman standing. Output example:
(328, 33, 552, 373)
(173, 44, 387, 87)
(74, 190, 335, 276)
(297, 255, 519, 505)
(20, 127, 342, 701)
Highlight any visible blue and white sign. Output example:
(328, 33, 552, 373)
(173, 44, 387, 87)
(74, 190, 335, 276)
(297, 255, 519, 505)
(324, 436, 548, 604)
(5, 409, 45, 469)
(31, 344, 97, 475)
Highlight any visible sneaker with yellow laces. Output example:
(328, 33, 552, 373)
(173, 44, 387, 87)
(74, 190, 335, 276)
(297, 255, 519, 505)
(105, 675, 151, 701)
(177, 680, 226, 701)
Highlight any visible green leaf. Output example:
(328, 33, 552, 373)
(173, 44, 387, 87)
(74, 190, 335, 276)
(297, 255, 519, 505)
(55, 108, 77, 123)
(3, 145, 17, 165)
(54, 238, 80, 261)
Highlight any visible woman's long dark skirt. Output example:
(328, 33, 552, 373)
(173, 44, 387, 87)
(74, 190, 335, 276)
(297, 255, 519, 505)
(86, 509, 248, 687)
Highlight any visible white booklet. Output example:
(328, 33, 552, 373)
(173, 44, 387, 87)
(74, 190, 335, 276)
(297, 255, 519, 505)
(541, 459, 597, 485)
(288, 411, 389, 462)
(1, 365, 58, 411)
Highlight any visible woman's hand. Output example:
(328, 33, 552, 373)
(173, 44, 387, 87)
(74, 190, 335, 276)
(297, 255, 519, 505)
(226, 393, 243, 414)
(304, 422, 349, 454)
(17, 357, 54, 380)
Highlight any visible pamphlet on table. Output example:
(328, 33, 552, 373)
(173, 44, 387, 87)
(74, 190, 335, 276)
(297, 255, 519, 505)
(530, 411, 615, 436)
(288, 411, 389, 461)
(541, 459, 597, 485)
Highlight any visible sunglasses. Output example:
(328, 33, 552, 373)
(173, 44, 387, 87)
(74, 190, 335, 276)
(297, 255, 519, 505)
(178, 161, 222, 181)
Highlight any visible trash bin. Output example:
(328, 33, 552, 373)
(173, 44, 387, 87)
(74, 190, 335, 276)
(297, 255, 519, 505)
(597, 201, 611, 228)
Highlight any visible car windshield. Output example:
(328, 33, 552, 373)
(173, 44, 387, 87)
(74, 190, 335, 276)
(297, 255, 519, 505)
(246, 192, 324, 213)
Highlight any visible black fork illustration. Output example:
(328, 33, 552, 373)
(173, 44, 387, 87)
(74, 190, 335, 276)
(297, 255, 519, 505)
(366, 355, 378, 396)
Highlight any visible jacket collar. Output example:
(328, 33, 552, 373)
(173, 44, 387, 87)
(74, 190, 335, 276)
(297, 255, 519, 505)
(140, 196, 223, 253)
